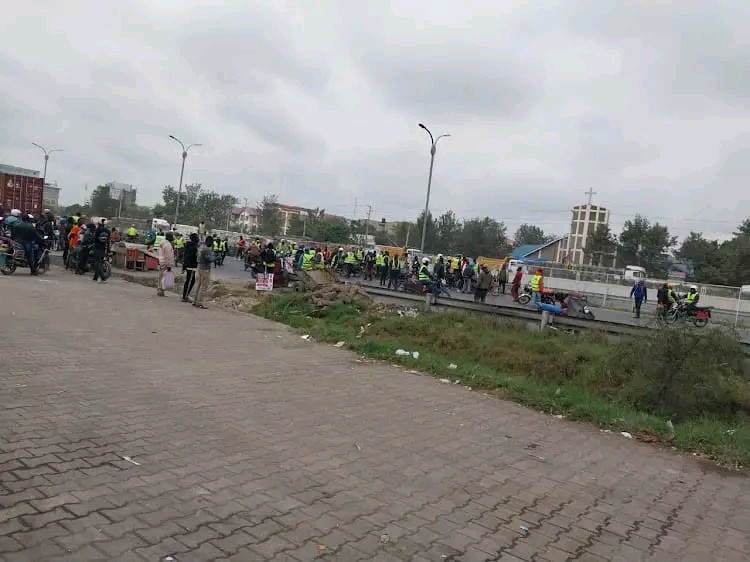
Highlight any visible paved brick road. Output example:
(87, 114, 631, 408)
(1, 270, 749, 562)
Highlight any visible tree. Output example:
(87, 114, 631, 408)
(257, 194, 282, 236)
(434, 211, 462, 254)
(89, 185, 119, 217)
(153, 183, 236, 229)
(619, 214, 677, 275)
(513, 224, 552, 247)
(459, 217, 509, 258)
(584, 224, 618, 267)
(677, 232, 724, 283)
(415, 211, 438, 252)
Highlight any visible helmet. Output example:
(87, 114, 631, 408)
(338, 247, 343, 252)
(10, 209, 20, 217)
(422, 257, 429, 264)
(437, 253, 443, 259)
(690, 285, 697, 291)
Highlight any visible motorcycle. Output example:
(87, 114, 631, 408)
(0, 236, 51, 275)
(400, 275, 452, 298)
(665, 299, 712, 328)
(64, 246, 112, 279)
(517, 284, 559, 306)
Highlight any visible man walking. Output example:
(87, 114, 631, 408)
(181, 233, 199, 302)
(630, 280, 647, 319)
(193, 236, 214, 309)
(157, 231, 175, 297)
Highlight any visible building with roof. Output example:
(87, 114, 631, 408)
(43, 181, 61, 210)
(555, 191, 613, 266)
(230, 205, 260, 232)
(510, 237, 567, 262)
(104, 182, 137, 208)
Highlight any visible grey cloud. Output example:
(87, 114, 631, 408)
(177, 10, 330, 97)
(90, 61, 140, 90)
(217, 99, 326, 157)
(566, 1, 750, 115)
(349, 37, 544, 122)
(575, 119, 661, 172)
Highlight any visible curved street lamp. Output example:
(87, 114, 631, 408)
(417, 123, 450, 253)
(169, 135, 202, 225)
(31, 142, 63, 181)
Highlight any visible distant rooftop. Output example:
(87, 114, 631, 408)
(0, 164, 40, 178)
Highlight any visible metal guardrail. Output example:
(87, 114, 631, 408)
(361, 286, 750, 351)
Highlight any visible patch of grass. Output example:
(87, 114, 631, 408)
(254, 291, 750, 468)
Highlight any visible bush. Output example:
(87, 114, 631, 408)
(610, 327, 750, 420)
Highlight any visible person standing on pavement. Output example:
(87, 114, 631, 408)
(156, 231, 175, 297)
(388, 253, 401, 290)
(511, 266, 524, 301)
(181, 233, 199, 303)
(193, 236, 214, 309)
(474, 264, 492, 303)
(499, 263, 508, 295)
(92, 219, 110, 282)
(629, 280, 647, 318)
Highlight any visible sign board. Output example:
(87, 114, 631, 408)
(256, 273, 274, 291)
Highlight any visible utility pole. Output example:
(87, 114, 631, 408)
(169, 135, 202, 226)
(417, 124, 450, 253)
(363, 205, 372, 247)
(302, 216, 307, 238)
(242, 197, 248, 234)
(31, 143, 63, 183)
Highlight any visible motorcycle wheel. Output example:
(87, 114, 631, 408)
(665, 310, 679, 325)
(0, 256, 16, 275)
(693, 317, 708, 328)
(518, 294, 531, 305)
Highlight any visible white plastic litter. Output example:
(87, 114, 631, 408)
(395, 349, 410, 356)
(412, 351, 419, 359)
(620, 431, 633, 439)
(448, 363, 457, 370)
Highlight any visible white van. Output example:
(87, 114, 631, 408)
(624, 265, 647, 281)
(151, 218, 170, 232)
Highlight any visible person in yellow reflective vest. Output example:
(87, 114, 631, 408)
(685, 285, 700, 314)
(173, 232, 184, 264)
(530, 268, 544, 307)
(388, 253, 401, 290)
(344, 250, 356, 278)
(313, 249, 325, 270)
(375, 252, 385, 279)
(418, 257, 436, 294)
(212, 238, 220, 268)
(154, 231, 165, 251)
(301, 249, 313, 271)
(126, 225, 137, 241)
(355, 248, 363, 262)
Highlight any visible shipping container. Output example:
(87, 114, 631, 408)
(0, 173, 44, 216)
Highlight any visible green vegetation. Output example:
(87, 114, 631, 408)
(254, 292, 750, 468)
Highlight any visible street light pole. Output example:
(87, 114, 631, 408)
(169, 135, 202, 226)
(31, 143, 63, 183)
(417, 124, 450, 253)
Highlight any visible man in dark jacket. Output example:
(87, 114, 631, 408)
(13, 220, 44, 275)
(181, 233, 199, 302)
(77, 224, 95, 275)
(92, 220, 110, 282)
(629, 280, 647, 318)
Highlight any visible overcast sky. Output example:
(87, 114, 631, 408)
(1, 0, 748, 241)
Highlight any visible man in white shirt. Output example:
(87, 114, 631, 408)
(157, 231, 175, 297)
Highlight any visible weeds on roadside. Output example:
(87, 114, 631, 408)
(253, 292, 750, 467)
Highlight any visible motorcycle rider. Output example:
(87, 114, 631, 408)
(684, 285, 700, 314)
(76, 223, 96, 275)
(418, 257, 437, 294)
(92, 219, 110, 282)
(12, 215, 45, 275)
(434, 254, 446, 285)
(5, 209, 22, 235)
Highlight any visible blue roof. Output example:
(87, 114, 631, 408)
(511, 244, 547, 259)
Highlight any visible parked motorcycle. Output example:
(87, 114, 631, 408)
(400, 276, 452, 298)
(64, 247, 112, 279)
(665, 300, 712, 328)
(0, 236, 51, 275)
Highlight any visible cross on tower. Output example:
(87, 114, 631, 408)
(584, 187, 597, 206)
